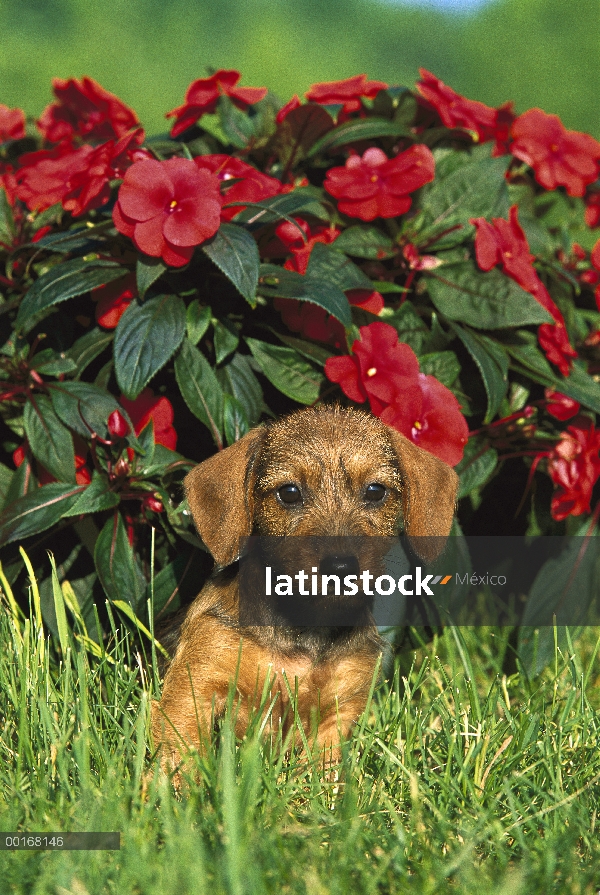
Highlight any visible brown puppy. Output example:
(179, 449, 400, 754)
(151, 405, 458, 772)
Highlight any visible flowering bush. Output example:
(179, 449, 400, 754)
(1, 71, 600, 667)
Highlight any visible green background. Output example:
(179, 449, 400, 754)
(1, 0, 598, 137)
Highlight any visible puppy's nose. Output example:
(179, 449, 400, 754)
(319, 554, 360, 578)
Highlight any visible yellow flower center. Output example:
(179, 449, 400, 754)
(366, 367, 377, 377)
(169, 199, 178, 209)
(413, 420, 422, 430)
(370, 175, 379, 183)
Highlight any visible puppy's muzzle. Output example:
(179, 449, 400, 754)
(319, 554, 360, 578)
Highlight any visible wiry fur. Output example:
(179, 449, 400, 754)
(151, 406, 458, 773)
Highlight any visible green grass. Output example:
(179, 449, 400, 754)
(1, 564, 600, 894)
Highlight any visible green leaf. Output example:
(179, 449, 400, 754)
(49, 552, 70, 655)
(202, 223, 260, 306)
(307, 117, 411, 157)
(134, 418, 156, 465)
(379, 302, 429, 353)
(518, 520, 600, 675)
(114, 294, 186, 400)
(24, 397, 76, 482)
(2, 459, 33, 510)
(136, 256, 167, 299)
(418, 351, 461, 388)
(0, 187, 16, 244)
(246, 338, 324, 404)
(16, 259, 126, 332)
(63, 471, 120, 517)
(421, 152, 510, 248)
(186, 300, 211, 345)
(0, 483, 85, 545)
(305, 243, 374, 292)
(455, 438, 498, 500)
(333, 225, 395, 260)
(426, 263, 553, 329)
(258, 264, 351, 327)
(148, 548, 207, 616)
(503, 332, 555, 384)
(66, 327, 113, 378)
(50, 382, 123, 441)
(216, 353, 264, 427)
(174, 338, 223, 446)
(233, 189, 327, 227)
(452, 325, 508, 422)
(94, 512, 146, 609)
(0, 462, 13, 507)
(553, 364, 600, 416)
(223, 394, 250, 446)
(30, 349, 77, 377)
(504, 334, 600, 415)
(213, 319, 240, 364)
(218, 94, 257, 148)
(32, 226, 107, 254)
(272, 331, 333, 367)
(274, 103, 334, 169)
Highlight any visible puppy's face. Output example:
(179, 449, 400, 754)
(252, 407, 404, 539)
(184, 403, 458, 572)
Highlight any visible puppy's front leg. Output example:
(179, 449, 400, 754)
(151, 623, 281, 773)
(308, 653, 380, 766)
(151, 663, 230, 773)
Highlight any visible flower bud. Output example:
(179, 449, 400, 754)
(143, 494, 163, 513)
(108, 409, 130, 438)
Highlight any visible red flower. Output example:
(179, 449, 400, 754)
(416, 69, 514, 156)
(471, 204, 539, 293)
(142, 494, 164, 514)
(590, 239, 600, 309)
(547, 423, 600, 520)
(167, 70, 267, 138)
(15, 144, 95, 212)
(305, 75, 388, 114)
(276, 95, 301, 124)
(12, 443, 27, 467)
(120, 388, 177, 451)
(113, 157, 222, 267)
(15, 130, 143, 216)
(92, 272, 137, 329)
(274, 217, 341, 274)
(64, 130, 144, 217)
(275, 288, 384, 349)
(0, 169, 18, 206)
(470, 205, 577, 375)
(537, 321, 578, 378)
(585, 190, 600, 229)
(0, 105, 26, 142)
(381, 374, 469, 467)
(325, 322, 419, 408)
(37, 77, 141, 145)
(510, 109, 600, 198)
(108, 409, 131, 438)
(402, 243, 442, 271)
(194, 154, 282, 221)
(13, 436, 91, 485)
(544, 389, 580, 421)
(324, 145, 435, 221)
(325, 322, 467, 465)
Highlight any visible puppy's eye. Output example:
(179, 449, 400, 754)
(277, 484, 302, 506)
(365, 482, 387, 503)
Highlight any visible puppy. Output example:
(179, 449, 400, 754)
(151, 405, 458, 772)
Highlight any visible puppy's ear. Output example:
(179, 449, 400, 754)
(386, 428, 458, 562)
(184, 427, 267, 567)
